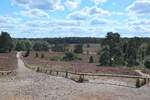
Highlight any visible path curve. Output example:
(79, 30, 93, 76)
(0, 52, 150, 100)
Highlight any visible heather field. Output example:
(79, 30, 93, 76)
(0, 51, 17, 71)
(24, 51, 140, 76)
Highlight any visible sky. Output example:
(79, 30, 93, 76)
(0, 0, 150, 38)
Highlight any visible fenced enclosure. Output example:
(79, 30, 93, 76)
(37, 67, 150, 88)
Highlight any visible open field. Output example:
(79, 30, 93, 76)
(0, 51, 17, 71)
(24, 51, 140, 76)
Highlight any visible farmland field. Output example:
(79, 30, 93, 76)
(0, 51, 17, 71)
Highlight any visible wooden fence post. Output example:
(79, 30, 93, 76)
(79, 74, 84, 82)
(65, 72, 68, 78)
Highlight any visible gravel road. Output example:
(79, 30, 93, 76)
(0, 52, 150, 100)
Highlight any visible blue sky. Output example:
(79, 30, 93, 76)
(0, 0, 150, 38)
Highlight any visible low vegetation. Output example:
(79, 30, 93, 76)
(0, 51, 17, 71)
(0, 31, 150, 76)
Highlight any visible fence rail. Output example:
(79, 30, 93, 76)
(38, 67, 149, 79)
(37, 67, 150, 88)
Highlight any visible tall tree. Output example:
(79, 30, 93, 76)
(99, 32, 123, 66)
(0, 32, 13, 53)
(125, 37, 142, 66)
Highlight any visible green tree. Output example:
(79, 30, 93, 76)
(0, 32, 13, 53)
(51, 44, 68, 52)
(33, 42, 42, 51)
(99, 46, 110, 65)
(63, 51, 75, 61)
(15, 41, 26, 51)
(99, 32, 124, 66)
(144, 59, 150, 69)
(33, 41, 49, 51)
(138, 43, 147, 64)
(146, 43, 150, 55)
(74, 44, 83, 54)
(24, 40, 32, 50)
(89, 56, 94, 63)
(125, 37, 142, 66)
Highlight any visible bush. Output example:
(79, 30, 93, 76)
(50, 56, 62, 61)
(136, 78, 146, 88)
(35, 52, 39, 57)
(63, 52, 74, 61)
(41, 53, 45, 58)
(89, 56, 94, 63)
(144, 59, 150, 69)
(62, 51, 82, 61)
(24, 50, 30, 57)
(74, 44, 83, 54)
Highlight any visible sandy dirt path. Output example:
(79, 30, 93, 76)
(0, 52, 150, 100)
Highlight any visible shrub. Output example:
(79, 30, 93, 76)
(74, 56, 82, 61)
(144, 59, 150, 69)
(136, 78, 146, 88)
(50, 56, 62, 61)
(89, 56, 94, 63)
(74, 44, 83, 54)
(35, 52, 39, 57)
(24, 50, 30, 57)
(62, 51, 82, 61)
(63, 52, 74, 61)
(41, 53, 45, 58)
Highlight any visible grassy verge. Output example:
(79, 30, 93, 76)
(47, 64, 63, 68)
(26, 64, 38, 70)
(0, 56, 8, 59)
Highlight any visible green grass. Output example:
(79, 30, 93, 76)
(27, 64, 38, 70)
(47, 64, 63, 68)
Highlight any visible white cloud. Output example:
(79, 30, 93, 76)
(90, 0, 107, 5)
(67, 10, 89, 20)
(111, 12, 124, 15)
(12, 0, 64, 11)
(15, 9, 49, 18)
(64, 0, 80, 10)
(131, 25, 150, 33)
(126, 0, 150, 15)
(129, 18, 150, 25)
(0, 15, 21, 24)
(87, 6, 110, 16)
(90, 18, 116, 25)
(26, 20, 83, 27)
(68, 6, 110, 20)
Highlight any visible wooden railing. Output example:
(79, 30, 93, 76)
(37, 67, 150, 88)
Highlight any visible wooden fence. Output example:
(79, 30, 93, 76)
(37, 67, 150, 88)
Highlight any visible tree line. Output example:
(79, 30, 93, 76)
(99, 32, 150, 68)
(0, 31, 150, 68)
